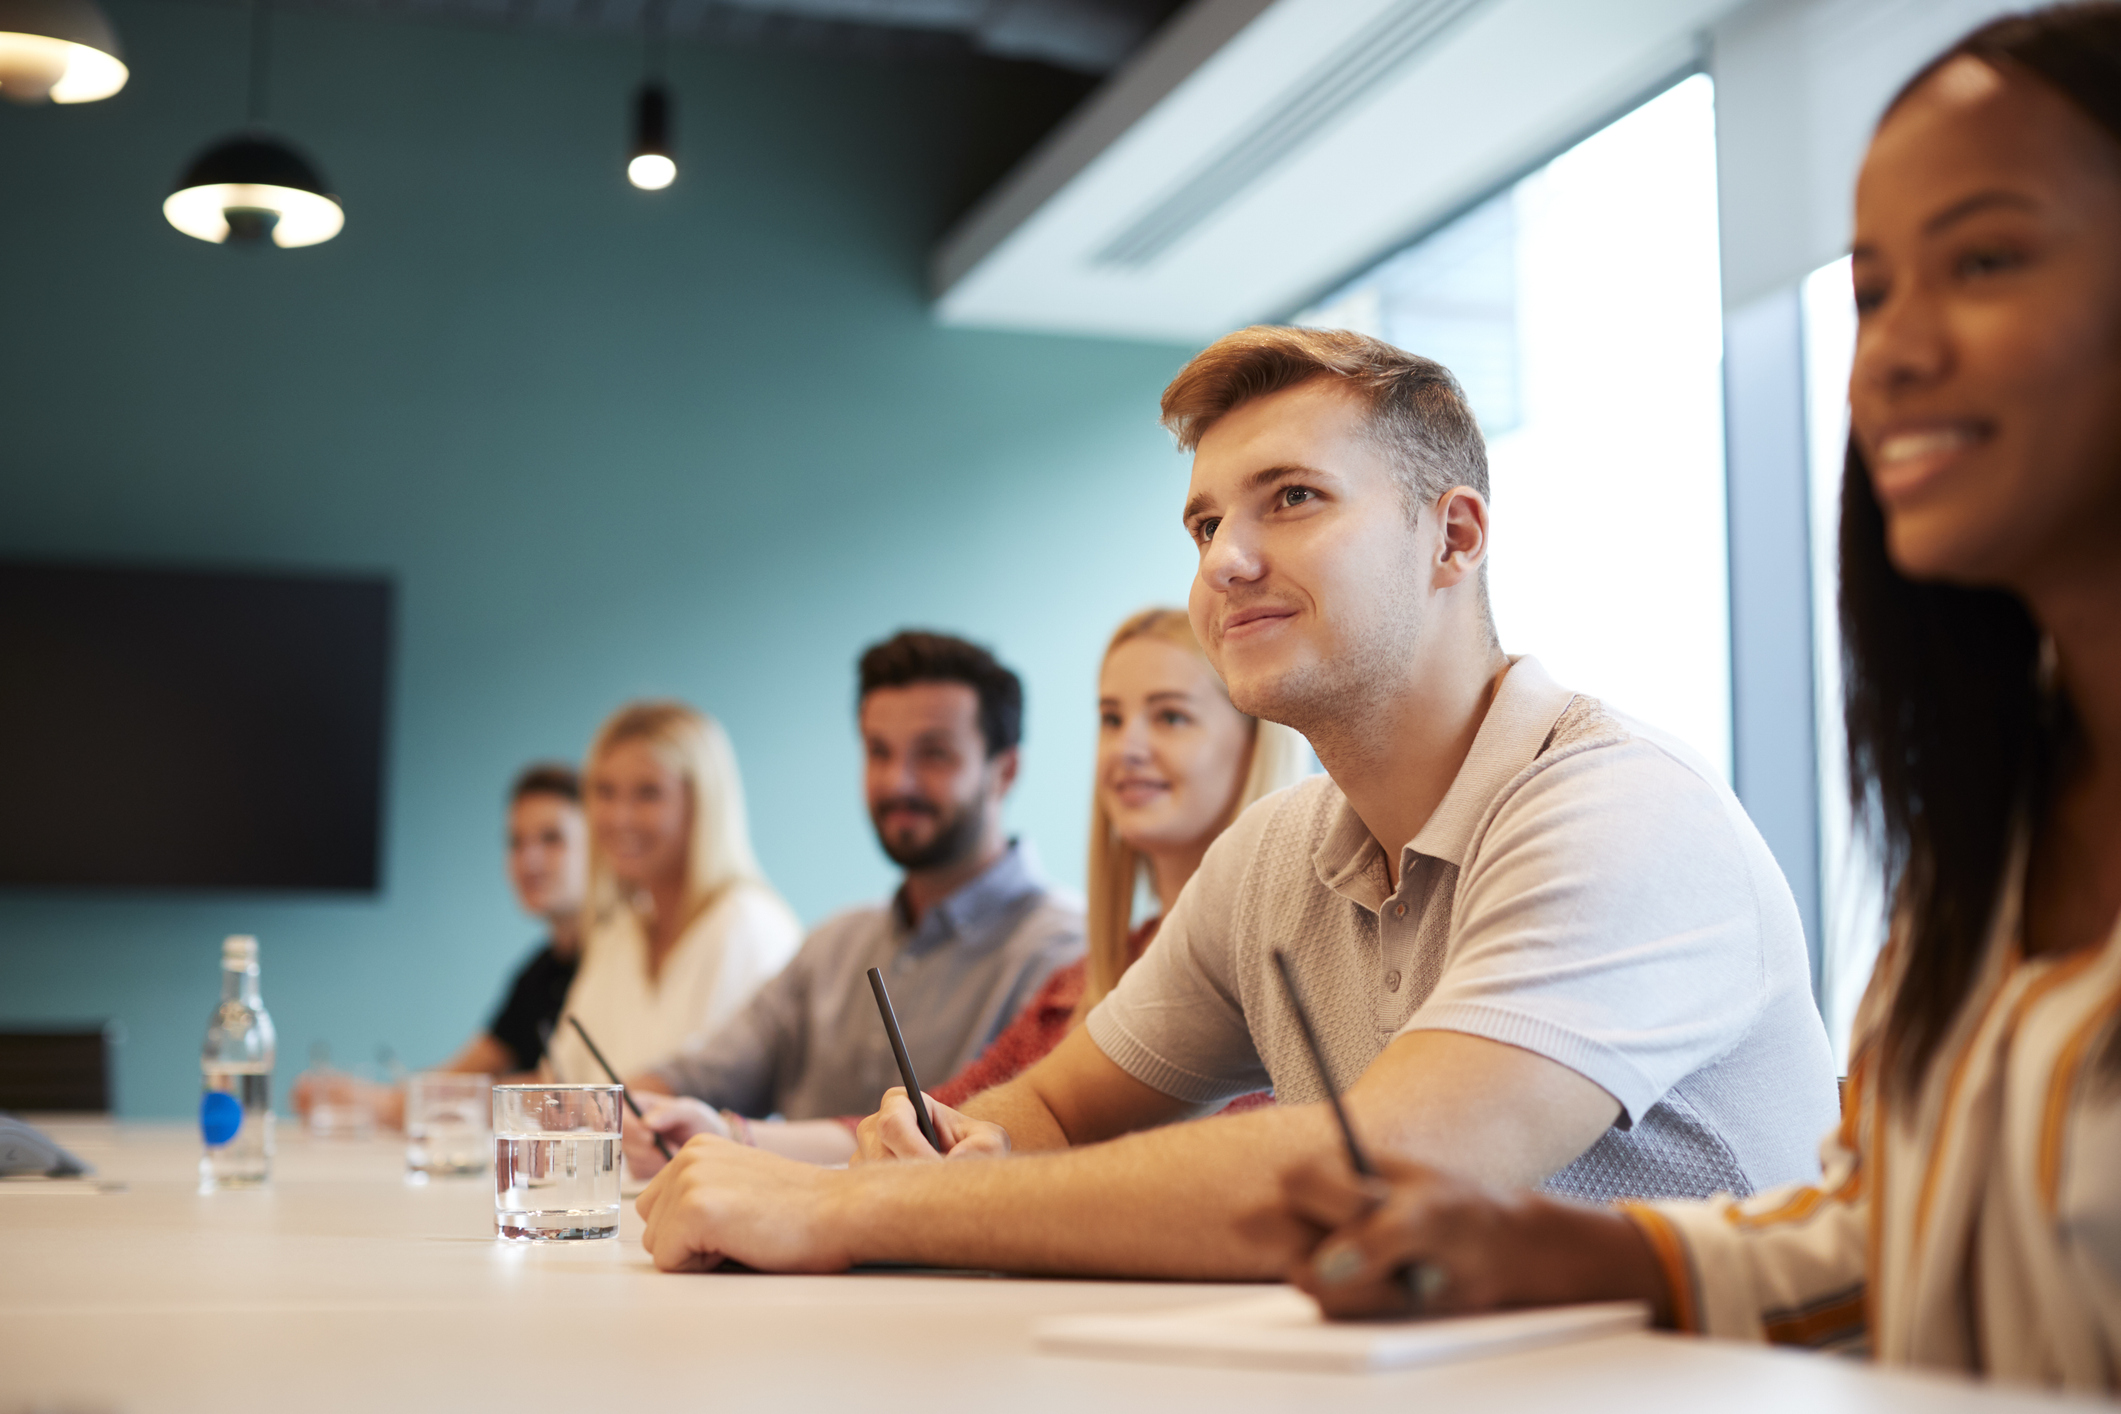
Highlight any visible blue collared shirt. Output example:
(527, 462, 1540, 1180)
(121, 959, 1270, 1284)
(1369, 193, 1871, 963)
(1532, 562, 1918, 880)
(651, 841, 1085, 1119)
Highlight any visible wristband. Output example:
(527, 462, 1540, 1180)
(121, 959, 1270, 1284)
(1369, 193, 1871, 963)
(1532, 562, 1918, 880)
(722, 1110, 754, 1146)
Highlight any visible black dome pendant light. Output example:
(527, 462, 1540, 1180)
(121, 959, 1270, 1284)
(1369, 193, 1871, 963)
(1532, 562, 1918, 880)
(0, 0, 128, 103)
(164, 0, 342, 248)
(626, 3, 674, 191)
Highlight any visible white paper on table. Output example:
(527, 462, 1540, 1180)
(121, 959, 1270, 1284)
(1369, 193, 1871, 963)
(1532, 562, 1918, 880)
(1035, 1288, 1649, 1373)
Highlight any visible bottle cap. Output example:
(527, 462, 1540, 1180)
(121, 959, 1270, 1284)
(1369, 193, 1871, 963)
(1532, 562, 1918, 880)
(222, 935, 258, 966)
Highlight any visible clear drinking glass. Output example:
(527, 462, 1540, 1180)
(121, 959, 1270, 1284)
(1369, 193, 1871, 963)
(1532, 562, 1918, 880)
(492, 1083, 622, 1240)
(406, 1072, 490, 1179)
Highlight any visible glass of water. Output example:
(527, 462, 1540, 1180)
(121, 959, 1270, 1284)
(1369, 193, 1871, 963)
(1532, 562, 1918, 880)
(492, 1084, 622, 1240)
(406, 1072, 490, 1179)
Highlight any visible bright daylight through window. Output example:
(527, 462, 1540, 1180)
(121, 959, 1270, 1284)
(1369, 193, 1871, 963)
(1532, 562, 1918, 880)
(1803, 254, 1885, 1068)
(1299, 74, 1730, 779)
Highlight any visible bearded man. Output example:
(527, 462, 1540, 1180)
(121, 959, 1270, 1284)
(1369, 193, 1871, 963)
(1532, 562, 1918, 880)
(630, 328, 1838, 1280)
(625, 631, 1083, 1152)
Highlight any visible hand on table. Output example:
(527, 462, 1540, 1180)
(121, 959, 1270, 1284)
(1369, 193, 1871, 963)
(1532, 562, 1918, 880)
(623, 1096, 728, 1180)
(291, 1069, 402, 1130)
(1280, 1153, 1673, 1323)
(851, 1087, 1008, 1165)
(636, 1136, 854, 1273)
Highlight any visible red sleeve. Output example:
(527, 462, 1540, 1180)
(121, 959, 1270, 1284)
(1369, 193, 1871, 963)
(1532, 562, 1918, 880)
(930, 960, 1086, 1109)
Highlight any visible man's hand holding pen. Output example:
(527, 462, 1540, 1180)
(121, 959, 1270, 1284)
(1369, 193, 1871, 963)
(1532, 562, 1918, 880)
(853, 1087, 1010, 1164)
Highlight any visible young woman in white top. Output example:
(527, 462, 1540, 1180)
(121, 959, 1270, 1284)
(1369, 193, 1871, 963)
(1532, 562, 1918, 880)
(545, 701, 801, 1083)
(1276, 5, 2121, 1391)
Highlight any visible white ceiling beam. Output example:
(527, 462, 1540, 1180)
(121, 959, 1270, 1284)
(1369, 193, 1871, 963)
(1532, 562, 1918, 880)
(934, 0, 1750, 343)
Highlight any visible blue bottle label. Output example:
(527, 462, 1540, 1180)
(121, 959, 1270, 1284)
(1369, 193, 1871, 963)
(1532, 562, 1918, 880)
(201, 1090, 244, 1146)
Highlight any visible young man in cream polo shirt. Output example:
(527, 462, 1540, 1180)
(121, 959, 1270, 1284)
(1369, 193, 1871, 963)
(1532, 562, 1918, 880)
(632, 328, 1838, 1279)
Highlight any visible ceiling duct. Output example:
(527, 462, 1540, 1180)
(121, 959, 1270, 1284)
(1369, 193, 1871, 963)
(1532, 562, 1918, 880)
(1091, 0, 1491, 269)
(271, 0, 1179, 72)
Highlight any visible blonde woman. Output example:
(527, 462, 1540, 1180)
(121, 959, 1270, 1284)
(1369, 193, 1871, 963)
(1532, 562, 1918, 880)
(545, 701, 801, 1083)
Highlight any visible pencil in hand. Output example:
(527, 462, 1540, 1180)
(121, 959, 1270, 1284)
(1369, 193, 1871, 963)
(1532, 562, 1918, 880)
(1270, 948, 1446, 1312)
(867, 966, 945, 1154)
(564, 1015, 674, 1161)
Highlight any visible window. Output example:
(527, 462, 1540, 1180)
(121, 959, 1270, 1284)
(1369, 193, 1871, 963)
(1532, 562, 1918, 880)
(1803, 254, 1886, 1067)
(1297, 75, 1730, 776)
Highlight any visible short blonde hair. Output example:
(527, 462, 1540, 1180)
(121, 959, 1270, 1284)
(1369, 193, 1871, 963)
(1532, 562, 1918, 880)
(583, 701, 772, 933)
(1160, 325, 1489, 511)
(1080, 609, 1310, 1009)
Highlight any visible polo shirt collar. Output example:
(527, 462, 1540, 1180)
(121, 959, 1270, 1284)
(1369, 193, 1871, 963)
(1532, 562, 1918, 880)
(1312, 656, 1578, 906)
(894, 838, 1046, 953)
(1407, 655, 1576, 869)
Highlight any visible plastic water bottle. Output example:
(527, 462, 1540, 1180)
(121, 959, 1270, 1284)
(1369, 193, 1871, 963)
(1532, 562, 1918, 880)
(200, 934, 276, 1189)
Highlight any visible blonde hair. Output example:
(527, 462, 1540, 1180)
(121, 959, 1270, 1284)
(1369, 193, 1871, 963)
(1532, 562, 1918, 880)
(1081, 609, 1310, 1009)
(583, 700, 772, 934)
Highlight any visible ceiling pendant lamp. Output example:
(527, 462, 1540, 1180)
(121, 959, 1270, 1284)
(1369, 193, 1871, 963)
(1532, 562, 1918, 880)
(164, 0, 342, 248)
(625, 15, 673, 192)
(0, 0, 128, 103)
(628, 83, 674, 191)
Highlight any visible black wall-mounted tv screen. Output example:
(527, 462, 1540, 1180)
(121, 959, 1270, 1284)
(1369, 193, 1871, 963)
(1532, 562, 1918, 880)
(0, 562, 393, 891)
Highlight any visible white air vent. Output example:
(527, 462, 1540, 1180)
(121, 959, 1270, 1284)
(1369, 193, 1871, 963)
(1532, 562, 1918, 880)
(1091, 0, 1493, 269)
(934, 0, 1742, 341)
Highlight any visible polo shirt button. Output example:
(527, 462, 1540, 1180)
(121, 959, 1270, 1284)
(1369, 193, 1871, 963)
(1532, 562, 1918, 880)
(1393, 903, 1407, 919)
(1386, 970, 1402, 992)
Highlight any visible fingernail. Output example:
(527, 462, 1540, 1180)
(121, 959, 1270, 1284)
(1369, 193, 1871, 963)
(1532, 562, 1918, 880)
(1408, 1262, 1448, 1305)
(1315, 1245, 1364, 1286)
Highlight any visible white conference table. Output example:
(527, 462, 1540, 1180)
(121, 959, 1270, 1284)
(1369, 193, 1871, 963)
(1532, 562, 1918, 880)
(0, 1119, 2099, 1413)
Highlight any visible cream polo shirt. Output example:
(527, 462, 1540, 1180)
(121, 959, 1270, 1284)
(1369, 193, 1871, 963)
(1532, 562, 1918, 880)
(1087, 656, 1839, 1201)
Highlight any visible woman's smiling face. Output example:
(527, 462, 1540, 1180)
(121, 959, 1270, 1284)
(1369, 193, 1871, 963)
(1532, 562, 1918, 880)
(1849, 55, 2121, 593)
(586, 738, 692, 892)
(1096, 636, 1253, 858)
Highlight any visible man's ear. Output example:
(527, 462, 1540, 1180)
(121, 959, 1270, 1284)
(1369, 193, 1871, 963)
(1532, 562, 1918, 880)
(1432, 486, 1490, 589)
(988, 746, 1022, 798)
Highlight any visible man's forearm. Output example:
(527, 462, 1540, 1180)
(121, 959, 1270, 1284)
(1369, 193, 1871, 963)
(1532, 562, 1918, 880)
(953, 1028, 1195, 1151)
(830, 1103, 1338, 1278)
(958, 1077, 1070, 1151)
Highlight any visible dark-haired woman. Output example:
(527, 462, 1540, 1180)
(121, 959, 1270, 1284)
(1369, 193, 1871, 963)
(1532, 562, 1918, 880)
(1272, 5, 2121, 1388)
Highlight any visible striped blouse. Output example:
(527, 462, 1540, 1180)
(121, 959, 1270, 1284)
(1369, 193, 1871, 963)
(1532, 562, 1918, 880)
(1625, 845, 2121, 1390)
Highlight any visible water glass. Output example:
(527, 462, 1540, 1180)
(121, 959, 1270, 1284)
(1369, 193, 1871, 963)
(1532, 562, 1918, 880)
(405, 1072, 490, 1179)
(302, 1066, 376, 1139)
(492, 1083, 622, 1240)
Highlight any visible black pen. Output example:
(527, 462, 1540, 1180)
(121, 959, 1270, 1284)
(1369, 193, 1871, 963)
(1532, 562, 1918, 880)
(866, 966, 945, 1154)
(1270, 948, 1445, 1311)
(563, 1014, 674, 1161)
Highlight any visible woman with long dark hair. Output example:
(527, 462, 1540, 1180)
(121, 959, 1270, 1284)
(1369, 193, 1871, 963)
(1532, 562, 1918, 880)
(1272, 6, 2121, 1387)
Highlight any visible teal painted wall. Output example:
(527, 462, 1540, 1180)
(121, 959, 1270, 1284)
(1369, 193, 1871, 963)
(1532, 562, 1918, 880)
(0, 0, 1200, 1118)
